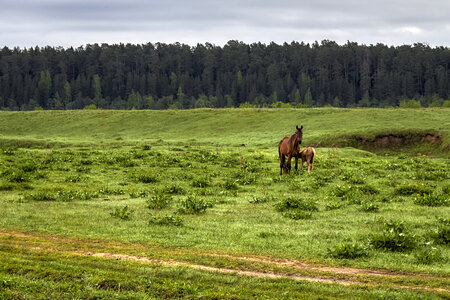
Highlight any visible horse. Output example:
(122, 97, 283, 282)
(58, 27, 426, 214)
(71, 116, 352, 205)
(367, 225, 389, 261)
(278, 125, 303, 175)
(299, 147, 316, 173)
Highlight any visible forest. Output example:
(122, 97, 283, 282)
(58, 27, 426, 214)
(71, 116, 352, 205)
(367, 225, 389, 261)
(0, 40, 449, 110)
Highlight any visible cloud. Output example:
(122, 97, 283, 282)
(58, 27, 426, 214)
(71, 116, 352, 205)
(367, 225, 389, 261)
(0, 0, 449, 47)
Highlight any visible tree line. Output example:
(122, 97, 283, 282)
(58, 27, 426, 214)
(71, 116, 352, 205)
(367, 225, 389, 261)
(0, 40, 449, 110)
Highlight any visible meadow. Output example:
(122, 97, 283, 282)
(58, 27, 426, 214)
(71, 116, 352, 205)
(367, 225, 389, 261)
(0, 108, 449, 299)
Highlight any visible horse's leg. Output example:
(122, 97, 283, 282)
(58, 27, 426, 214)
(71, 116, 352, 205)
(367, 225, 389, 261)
(294, 155, 298, 172)
(280, 154, 284, 175)
(287, 155, 292, 174)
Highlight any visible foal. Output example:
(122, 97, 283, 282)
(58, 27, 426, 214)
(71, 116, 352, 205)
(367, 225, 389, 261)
(299, 147, 316, 173)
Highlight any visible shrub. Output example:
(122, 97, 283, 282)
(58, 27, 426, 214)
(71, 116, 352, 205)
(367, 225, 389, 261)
(178, 194, 211, 214)
(4, 170, 29, 183)
(147, 190, 172, 209)
(282, 210, 313, 220)
(220, 178, 239, 190)
(274, 196, 318, 212)
(149, 214, 183, 226)
(110, 205, 132, 220)
(414, 193, 449, 207)
(395, 184, 433, 196)
(329, 242, 368, 259)
(132, 172, 159, 184)
(430, 217, 450, 245)
(129, 189, 151, 198)
(249, 194, 274, 204)
(191, 176, 210, 188)
(55, 190, 97, 201)
(325, 201, 344, 210)
(369, 219, 417, 251)
(163, 183, 185, 194)
(98, 187, 125, 196)
(22, 192, 56, 202)
(341, 171, 366, 184)
(360, 201, 380, 212)
(18, 161, 39, 172)
(415, 247, 443, 264)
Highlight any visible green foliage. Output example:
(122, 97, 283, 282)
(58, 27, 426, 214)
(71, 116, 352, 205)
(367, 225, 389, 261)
(131, 172, 159, 184)
(328, 242, 368, 259)
(191, 176, 210, 188)
(274, 196, 318, 212)
(178, 194, 211, 214)
(84, 104, 98, 110)
(414, 193, 449, 207)
(369, 219, 417, 252)
(415, 247, 443, 264)
(149, 213, 183, 226)
(147, 190, 172, 210)
(360, 200, 380, 212)
(163, 183, 185, 195)
(395, 184, 433, 196)
(399, 99, 422, 108)
(110, 205, 132, 220)
(220, 178, 239, 190)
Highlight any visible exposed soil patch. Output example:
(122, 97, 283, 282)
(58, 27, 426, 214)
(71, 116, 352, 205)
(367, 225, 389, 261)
(317, 131, 445, 153)
(358, 133, 441, 149)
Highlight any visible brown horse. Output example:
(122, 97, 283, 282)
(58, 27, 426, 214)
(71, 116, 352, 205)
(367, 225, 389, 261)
(278, 125, 303, 175)
(299, 147, 316, 173)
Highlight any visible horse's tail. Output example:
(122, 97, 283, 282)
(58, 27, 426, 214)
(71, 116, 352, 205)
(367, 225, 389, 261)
(278, 140, 282, 158)
(309, 148, 315, 165)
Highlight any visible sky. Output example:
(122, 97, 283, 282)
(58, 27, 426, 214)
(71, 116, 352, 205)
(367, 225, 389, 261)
(1, 0, 449, 48)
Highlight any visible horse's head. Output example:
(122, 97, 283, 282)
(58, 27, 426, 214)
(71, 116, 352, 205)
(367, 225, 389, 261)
(295, 125, 303, 145)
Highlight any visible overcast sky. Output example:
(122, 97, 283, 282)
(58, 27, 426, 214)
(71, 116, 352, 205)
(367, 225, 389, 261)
(1, 0, 449, 48)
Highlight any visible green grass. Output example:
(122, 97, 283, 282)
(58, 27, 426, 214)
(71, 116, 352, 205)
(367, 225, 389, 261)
(0, 108, 449, 298)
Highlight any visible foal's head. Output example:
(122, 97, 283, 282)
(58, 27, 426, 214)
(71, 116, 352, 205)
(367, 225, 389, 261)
(294, 125, 303, 145)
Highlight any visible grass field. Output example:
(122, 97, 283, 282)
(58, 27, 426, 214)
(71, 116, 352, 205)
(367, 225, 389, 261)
(0, 108, 449, 298)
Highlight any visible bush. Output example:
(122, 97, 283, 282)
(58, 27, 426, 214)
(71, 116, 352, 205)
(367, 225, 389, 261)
(164, 183, 185, 194)
(191, 176, 210, 188)
(22, 192, 56, 202)
(56, 190, 97, 201)
(399, 99, 422, 108)
(325, 201, 344, 210)
(414, 193, 449, 207)
(274, 196, 318, 212)
(395, 184, 433, 196)
(132, 172, 159, 184)
(4, 170, 29, 183)
(329, 242, 368, 259)
(178, 194, 211, 214)
(360, 201, 380, 212)
(110, 205, 132, 220)
(282, 210, 313, 220)
(149, 214, 183, 226)
(220, 178, 239, 190)
(249, 194, 274, 204)
(430, 225, 450, 245)
(415, 247, 443, 264)
(369, 219, 417, 252)
(147, 190, 172, 209)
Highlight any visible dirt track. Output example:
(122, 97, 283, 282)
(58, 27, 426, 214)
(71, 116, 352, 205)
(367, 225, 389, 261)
(1, 231, 448, 294)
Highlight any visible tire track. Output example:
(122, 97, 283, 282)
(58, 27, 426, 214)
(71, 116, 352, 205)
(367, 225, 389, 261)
(1, 231, 448, 294)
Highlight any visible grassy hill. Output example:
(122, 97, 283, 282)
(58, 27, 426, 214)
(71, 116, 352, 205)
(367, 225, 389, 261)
(0, 107, 449, 155)
(0, 108, 449, 298)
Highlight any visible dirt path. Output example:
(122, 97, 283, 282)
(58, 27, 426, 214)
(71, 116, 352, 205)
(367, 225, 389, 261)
(1, 231, 449, 294)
